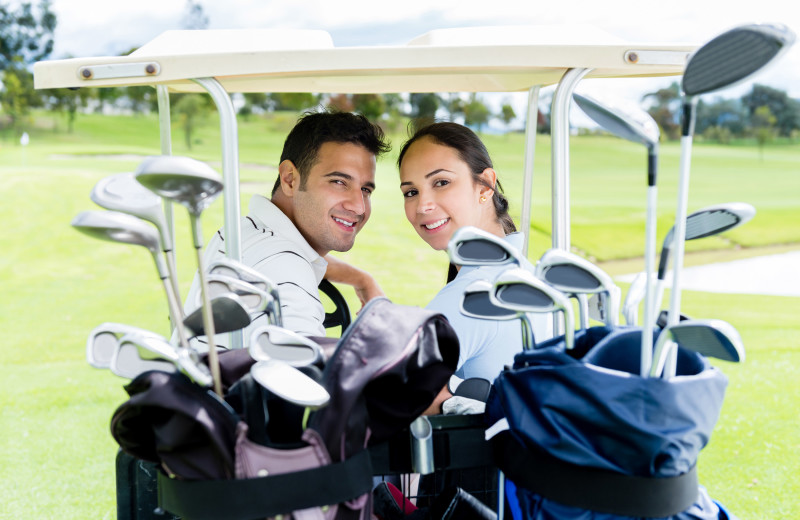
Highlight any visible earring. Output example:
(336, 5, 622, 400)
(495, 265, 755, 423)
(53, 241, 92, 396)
(480, 196, 487, 203)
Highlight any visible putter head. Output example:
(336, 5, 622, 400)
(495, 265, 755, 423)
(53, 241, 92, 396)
(71, 210, 161, 254)
(447, 226, 522, 267)
(90, 172, 171, 251)
(249, 325, 323, 367)
(459, 279, 519, 320)
(250, 359, 330, 408)
(683, 23, 795, 97)
(134, 155, 223, 215)
(183, 293, 252, 337)
(535, 248, 619, 326)
(573, 92, 659, 149)
(490, 267, 575, 348)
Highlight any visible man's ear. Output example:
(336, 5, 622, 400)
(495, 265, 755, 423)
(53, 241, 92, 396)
(278, 160, 300, 197)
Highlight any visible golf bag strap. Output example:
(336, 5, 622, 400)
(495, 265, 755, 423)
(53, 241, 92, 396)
(157, 448, 373, 520)
(493, 433, 699, 517)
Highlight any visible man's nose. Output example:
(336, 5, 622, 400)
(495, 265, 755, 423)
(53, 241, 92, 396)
(342, 188, 367, 215)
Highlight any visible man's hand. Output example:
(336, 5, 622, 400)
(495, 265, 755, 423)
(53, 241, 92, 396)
(324, 255, 385, 309)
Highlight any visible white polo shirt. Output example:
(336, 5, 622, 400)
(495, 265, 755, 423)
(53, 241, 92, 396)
(183, 194, 328, 348)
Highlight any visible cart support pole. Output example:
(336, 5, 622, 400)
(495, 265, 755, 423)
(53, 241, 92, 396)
(520, 85, 540, 257)
(192, 77, 244, 349)
(550, 67, 590, 336)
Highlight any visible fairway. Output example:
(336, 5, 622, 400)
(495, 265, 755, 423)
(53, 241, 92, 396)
(0, 111, 798, 519)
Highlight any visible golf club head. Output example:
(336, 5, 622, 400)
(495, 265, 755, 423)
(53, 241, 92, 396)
(683, 23, 795, 97)
(208, 258, 283, 327)
(134, 156, 224, 216)
(71, 210, 161, 256)
(86, 322, 163, 369)
(459, 279, 519, 320)
(183, 293, 252, 337)
(202, 273, 273, 314)
(447, 226, 522, 267)
(573, 92, 659, 149)
(623, 272, 648, 326)
(535, 248, 619, 327)
(250, 359, 330, 408)
(651, 319, 745, 377)
(110, 340, 178, 379)
(90, 172, 172, 251)
(491, 267, 575, 349)
(249, 325, 323, 367)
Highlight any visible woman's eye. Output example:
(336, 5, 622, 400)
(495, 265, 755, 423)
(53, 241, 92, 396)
(403, 189, 418, 198)
(433, 179, 450, 188)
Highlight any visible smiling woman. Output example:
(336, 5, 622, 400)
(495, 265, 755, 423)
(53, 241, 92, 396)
(396, 122, 552, 409)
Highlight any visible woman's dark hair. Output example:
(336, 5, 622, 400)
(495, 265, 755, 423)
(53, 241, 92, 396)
(272, 109, 391, 195)
(397, 122, 516, 235)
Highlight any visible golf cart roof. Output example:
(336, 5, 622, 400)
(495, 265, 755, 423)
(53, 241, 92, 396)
(34, 25, 695, 93)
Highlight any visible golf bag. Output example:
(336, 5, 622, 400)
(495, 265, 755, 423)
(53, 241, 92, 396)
(110, 297, 459, 520)
(487, 326, 739, 520)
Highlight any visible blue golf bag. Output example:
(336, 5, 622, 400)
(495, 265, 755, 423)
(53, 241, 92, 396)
(486, 326, 738, 520)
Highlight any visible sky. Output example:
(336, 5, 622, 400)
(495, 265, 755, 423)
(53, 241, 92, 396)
(45, 0, 800, 123)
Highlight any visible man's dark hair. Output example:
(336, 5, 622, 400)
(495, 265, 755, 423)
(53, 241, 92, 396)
(271, 109, 391, 195)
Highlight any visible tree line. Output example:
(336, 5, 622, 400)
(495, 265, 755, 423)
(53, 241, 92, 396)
(2, 0, 799, 151)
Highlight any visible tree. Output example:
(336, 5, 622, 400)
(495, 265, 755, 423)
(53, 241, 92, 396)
(742, 84, 800, 137)
(181, 0, 209, 30)
(0, 60, 41, 129)
(500, 102, 516, 128)
(351, 94, 385, 121)
(463, 94, 490, 133)
(695, 97, 747, 137)
(409, 93, 439, 128)
(269, 92, 318, 111)
(173, 94, 208, 150)
(751, 105, 777, 159)
(43, 85, 90, 132)
(0, 0, 56, 70)
(643, 82, 681, 140)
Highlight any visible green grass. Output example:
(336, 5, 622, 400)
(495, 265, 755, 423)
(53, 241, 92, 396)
(1, 110, 798, 519)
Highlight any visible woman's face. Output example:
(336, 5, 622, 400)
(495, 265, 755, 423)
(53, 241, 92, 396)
(399, 137, 490, 251)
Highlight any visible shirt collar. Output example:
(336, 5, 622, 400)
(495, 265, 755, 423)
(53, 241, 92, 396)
(249, 194, 327, 269)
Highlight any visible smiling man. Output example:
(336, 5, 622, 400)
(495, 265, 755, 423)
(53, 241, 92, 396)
(184, 110, 391, 339)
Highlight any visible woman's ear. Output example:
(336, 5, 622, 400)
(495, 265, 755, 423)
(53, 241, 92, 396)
(478, 168, 498, 200)
(278, 160, 300, 197)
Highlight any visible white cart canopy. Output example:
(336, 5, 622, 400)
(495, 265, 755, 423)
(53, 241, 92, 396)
(34, 25, 695, 93)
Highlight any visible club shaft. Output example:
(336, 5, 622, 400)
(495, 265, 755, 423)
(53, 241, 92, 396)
(641, 185, 658, 376)
(194, 233, 223, 396)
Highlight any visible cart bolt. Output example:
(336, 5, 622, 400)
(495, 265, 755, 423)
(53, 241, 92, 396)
(626, 52, 639, 64)
(145, 63, 157, 75)
(80, 68, 92, 79)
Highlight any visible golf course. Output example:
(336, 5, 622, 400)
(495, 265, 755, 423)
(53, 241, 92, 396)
(0, 109, 798, 519)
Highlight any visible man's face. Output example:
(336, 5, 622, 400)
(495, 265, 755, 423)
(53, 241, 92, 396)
(291, 141, 376, 256)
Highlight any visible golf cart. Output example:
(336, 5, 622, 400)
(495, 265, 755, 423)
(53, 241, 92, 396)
(35, 23, 788, 519)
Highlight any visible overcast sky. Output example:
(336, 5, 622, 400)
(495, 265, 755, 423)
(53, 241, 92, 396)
(46, 0, 800, 119)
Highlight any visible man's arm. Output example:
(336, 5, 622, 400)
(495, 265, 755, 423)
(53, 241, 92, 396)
(324, 255, 385, 308)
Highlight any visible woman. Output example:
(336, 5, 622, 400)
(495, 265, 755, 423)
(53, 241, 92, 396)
(397, 122, 551, 393)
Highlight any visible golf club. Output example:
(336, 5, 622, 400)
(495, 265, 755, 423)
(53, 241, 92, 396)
(208, 257, 283, 326)
(622, 272, 648, 326)
(202, 273, 278, 325)
(135, 155, 225, 396)
(650, 319, 744, 378)
(653, 202, 756, 322)
(535, 248, 619, 329)
(110, 338, 178, 380)
(183, 293, 252, 338)
(670, 24, 794, 335)
(90, 172, 181, 320)
(118, 331, 213, 386)
(86, 322, 163, 369)
(447, 226, 524, 267)
(573, 92, 660, 375)
(491, 267, 575, 350)
(250, 360, 331, 408)
(460, 279, 521, 321)
(71, 210, 191, 351)
(249, 325, 324, 367)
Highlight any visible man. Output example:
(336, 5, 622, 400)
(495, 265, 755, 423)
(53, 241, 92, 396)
(184, 109, 390, 343)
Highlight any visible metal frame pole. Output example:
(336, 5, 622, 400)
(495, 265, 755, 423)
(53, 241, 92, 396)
(520, 85, 540, 257)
